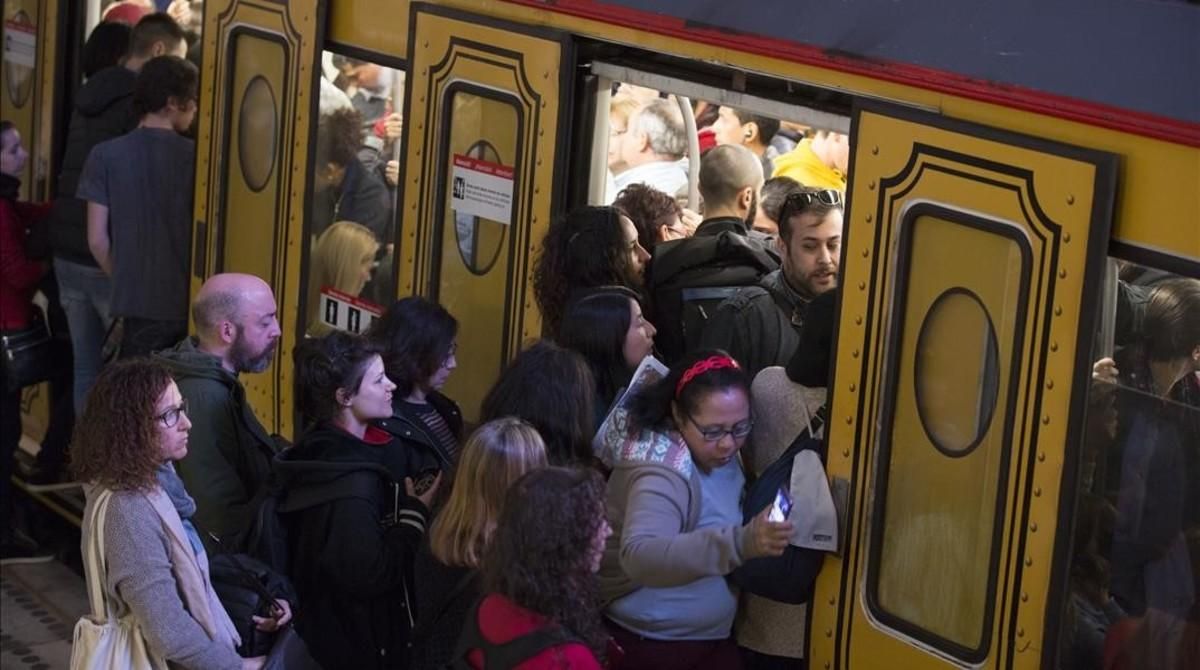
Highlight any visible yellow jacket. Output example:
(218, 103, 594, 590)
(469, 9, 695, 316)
(771, 139, 845, 190)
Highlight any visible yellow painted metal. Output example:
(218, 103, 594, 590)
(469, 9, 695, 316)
(192, 0, 326, 439)
(400, 7, 564, 421)
(810, 106, 1114, 669)
(327, 0, 408, 61)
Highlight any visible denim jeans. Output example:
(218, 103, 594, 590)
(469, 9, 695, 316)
(53, 258, 112, 414)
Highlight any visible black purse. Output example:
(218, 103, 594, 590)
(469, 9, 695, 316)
(207, 551, 298, 657)
(0, 311, 54, 392)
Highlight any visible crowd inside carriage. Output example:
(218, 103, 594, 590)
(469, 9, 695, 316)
(0, 9, 1197, 670)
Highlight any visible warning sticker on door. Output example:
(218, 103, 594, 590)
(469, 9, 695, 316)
(318, 287, 383, 335)
(4, 19, 37, 69)
(450, 154, 514, 225)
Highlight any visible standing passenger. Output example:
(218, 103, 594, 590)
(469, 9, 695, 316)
(280, 332, 439, 669)
(450, 467, 613, 669)
(710, 106, 781, 179)
(613, 183, 689, 252)
(369, 297, 464, 479)
(612, 99, 689, 201)
(50, 13, 187, 408)
(770, 129, 848, 191)
(596, 351, 792, 670)
(154, 273, 282, 551)
(480, 341, 598, 468)
(78, 53, 198, 358)
(533, 205, 649, 336)
(750, 176, 803, 237)
(410, 418, 548, 669)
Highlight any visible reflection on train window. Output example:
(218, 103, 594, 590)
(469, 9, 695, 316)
(303, 50, 404, 336)
(870, 212, 1027, 657)
(1057, 261, 1200, 670)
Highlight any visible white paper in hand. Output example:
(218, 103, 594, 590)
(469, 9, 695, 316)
(788, 449, 838, 552)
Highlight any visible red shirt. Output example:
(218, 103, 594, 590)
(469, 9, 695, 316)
(467, 593, 601, 669)
(0, 197, 48, 330)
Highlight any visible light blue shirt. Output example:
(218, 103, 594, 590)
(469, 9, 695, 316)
(607, 459, 744, 640)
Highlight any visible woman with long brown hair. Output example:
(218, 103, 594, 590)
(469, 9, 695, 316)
(72, 359, 287, 669)
(449, 466, 613, 669)
(410, 418, 548, 669)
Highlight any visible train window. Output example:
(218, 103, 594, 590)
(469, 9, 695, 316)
(302, 49, 404, 337)
(867, 210, 1028, 658)
(1055, 260, 1199, 670)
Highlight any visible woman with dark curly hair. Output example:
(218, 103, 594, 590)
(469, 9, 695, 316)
(533, 205, 650, 336)
(613, 182, 687, 251)
(369, 297, 463, 479)
(279, 331, 440, 669)
(480, 340, 598, 468)
(449, 466, 612, 668)
(72, 359, 288, 670)
(595, 350, 793, 669)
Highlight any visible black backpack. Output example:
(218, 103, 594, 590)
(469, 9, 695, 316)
(446, 598, 581, 669)
(648, 229, 778, 364)
(243, 469, 383, 576)
(731, 408, 827, 605)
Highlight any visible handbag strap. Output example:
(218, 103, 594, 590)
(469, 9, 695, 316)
(84, 488, 116, 621)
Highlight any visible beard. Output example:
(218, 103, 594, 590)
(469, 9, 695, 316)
(230, 329, 277, 374)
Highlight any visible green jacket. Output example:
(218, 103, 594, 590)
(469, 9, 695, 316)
(155, 337, 279, 548)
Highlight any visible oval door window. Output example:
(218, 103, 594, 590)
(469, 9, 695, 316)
(237, 76, 277, 192)
(914, 288, 1000, 456)
(453, 140, 507, 275)
(4, 10, 35, 108)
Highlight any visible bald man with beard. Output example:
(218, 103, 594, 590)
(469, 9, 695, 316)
(155, 273, 283, 550)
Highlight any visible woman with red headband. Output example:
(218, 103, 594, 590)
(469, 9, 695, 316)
(595, 350, 793, 669)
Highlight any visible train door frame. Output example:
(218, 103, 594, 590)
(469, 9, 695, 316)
(398, 2, 576, 421)
(190, 0, 328, 439)
(812, 98, 1118, 669)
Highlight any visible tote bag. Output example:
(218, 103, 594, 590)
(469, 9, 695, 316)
(70, 488, 169, 670)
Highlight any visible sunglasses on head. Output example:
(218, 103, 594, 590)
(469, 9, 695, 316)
(783, 189, 843, 211)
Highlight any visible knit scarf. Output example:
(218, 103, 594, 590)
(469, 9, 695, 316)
(149, 464, 241, 650)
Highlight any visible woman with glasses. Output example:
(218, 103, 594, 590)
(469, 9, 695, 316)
(368, 297, 463, 495)
(595, 349, 792, 669)
(71, 359, 288, 670)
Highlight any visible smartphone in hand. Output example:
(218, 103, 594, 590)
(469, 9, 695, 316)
(768, 486, 792, 522)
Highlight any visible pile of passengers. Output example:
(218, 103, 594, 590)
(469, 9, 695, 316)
(3, 9, 1199, 670)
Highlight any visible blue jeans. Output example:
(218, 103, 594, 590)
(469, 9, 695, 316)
(53, 258, 112, 414)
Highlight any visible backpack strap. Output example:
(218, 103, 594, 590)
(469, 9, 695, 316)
(449, 598, 581, 669)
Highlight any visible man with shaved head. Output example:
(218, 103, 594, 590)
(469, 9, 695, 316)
(155, 273, 282, 549)
(647, 145, 779, 363)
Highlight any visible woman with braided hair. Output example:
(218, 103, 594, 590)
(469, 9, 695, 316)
(595, 349, 793, 669)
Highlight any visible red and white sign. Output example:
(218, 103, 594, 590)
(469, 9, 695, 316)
(318, 287, 382, 334)
(450, 154, 514, 225)
(4, 19, 37, 69)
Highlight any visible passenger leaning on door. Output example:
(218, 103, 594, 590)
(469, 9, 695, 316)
(154, 273, 283, 551)
(77, 53, 197, 359)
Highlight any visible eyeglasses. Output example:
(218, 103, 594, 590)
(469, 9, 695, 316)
(687, 414, 753, 442)
(156, 399, 189, 428)
(783, 189, 843, 212)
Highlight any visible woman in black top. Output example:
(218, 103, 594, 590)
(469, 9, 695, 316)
(368, 297, 464, 486)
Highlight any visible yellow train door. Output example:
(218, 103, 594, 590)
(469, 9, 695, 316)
(809, 101, 1118, 668)
(1, 0, 61, 201)
(191, 0, 326, 437)
(400, 4, 571, 421)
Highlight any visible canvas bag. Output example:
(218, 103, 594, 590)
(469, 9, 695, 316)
(70, 488, 168, 670)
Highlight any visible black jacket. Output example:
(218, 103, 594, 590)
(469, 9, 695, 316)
(699, 269, 812, 378)
(313, 158, 393, 241)
(46, 66, 137, 265)
(375, 391, 463, 477)
(410, 543, 480, 670)
(276, 424, 429, 670)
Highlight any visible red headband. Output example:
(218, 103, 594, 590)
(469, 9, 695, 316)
(675, 355, 740, 398)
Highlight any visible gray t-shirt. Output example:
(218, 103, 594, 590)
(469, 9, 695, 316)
(77, 127, 194, 321)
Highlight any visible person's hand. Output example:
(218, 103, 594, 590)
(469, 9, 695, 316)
(383, 113, 403, 141)
(405, 472, 443, 509)
(1092, 357, 1118, 385)
(743, 506, 793, 559)
(385, 159, 400, 187)
(167, 0, 192, 26)
(241, 657, 266, 670)
(252, 598, 292, 632)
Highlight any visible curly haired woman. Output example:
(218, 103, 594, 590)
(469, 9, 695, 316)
(449, 466, 614, 668)
(533, 206, 649, 336)
(72, 359, 289, 669)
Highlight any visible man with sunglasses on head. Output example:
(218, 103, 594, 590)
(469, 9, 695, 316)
(700, 187, 844, 377)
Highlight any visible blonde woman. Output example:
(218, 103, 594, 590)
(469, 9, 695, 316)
(409, 418, 549, 669)
(306, 220, 379, 336)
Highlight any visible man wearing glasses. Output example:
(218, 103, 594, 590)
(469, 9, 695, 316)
(700, 188, 844, 376)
